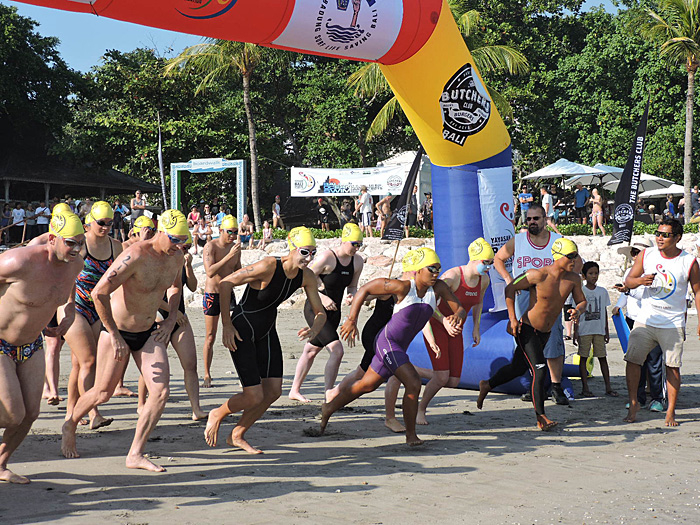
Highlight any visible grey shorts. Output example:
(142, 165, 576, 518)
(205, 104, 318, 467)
(625, 323, 684, 368)
(515, 291, 565, 359)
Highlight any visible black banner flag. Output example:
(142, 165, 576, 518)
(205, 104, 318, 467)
(608, 99, 650, 246)
(382, 146, 424, 240)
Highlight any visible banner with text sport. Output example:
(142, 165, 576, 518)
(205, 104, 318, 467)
(609, 99, 650, 246)
(382, 146, 424, 241)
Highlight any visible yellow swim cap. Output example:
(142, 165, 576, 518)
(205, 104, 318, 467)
(288, 226, 316, 250)
(89, 201, 114, 222)
(552, 238, 578, 261)
(220, 215, 238, 230)
(49, 212, 85, 239)
(411, 247, 441, 271)
(157, 209, 189, 237)
(52, 203, 71, 216)
(402, 249, 419, 272)
(341, 223, 363, 243)
(133, 215, 155, 233)
(468, 237, 495, 261)
(186, 230, 193, 245)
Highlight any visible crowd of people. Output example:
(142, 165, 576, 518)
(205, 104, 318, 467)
(0, 191, 695, 487)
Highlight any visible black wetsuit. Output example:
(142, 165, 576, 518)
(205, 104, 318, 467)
(303, 252, 354, 348)
(487, 322, 550, 416)
(229, 257, 304, 387)
(360, 297, 395, 371)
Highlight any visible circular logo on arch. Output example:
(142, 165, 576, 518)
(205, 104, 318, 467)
(176, 0, 238, 20)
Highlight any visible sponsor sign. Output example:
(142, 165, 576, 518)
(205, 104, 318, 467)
(272, 0, 403, 61)
(291, 166, 406, 196)
(383, 146, 423, 240)
(478, 167, 515, 312)
(440, 64, 492, 147)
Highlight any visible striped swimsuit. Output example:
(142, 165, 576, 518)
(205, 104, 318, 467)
(75, 241, 115, 325)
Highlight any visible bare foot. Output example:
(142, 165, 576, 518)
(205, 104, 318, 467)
(47, 396, 61, 406)
(536, 415, 558, 431)
(0, 467, 30, 484)
(416, 411, 429, 425)
(288, 391, 311, 403)
(113, 386, 137, 397)
(325, 386, 340, 403)
(665, 413, 679, 427)
(126, 454, 165, 472)
(320, 402, 332, 435)
(476, 380, 491, 410)
(202, 376, 212, 388)
(605, 390, 619, 397)
(226, 433, 263, 454)
(623, 403, 640, 423)
(406, 434, 425, 446)
(89, 416, 113, 430)
(385, 417, 406, 433)
(192, 409, 208, 421)
(204, 410, 222, 447)
(61, 422, 80, 459)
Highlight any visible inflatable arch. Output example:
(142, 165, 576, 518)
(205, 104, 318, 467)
(17, 0, 541, 393)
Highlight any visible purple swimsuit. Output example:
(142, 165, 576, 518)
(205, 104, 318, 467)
(370, 280, 436, 379)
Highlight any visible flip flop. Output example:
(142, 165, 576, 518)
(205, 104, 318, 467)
(580, 391, 595, 398)
(47, 397, 60, 406)
(605, 391, 619, 397)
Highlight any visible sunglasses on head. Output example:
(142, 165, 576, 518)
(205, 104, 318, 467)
(225, 229, 238, 236)
(630, 248, 641, 257)
(654, 231, 674, 238)
(95, 219, 113, 227)
(350, 241, 362, 248)
(424, 265, 441, 274)
(167, 234, 186, 245)
(298, 247, 316, 257)
(526, 216, 542, 222)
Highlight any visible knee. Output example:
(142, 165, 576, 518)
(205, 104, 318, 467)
(404, 377, 422, 396)
(446, 377, 461, 388)
(243, 387, 264, 408)
(304, 346, 321, 359)
(24, 404, 41, 423)
(80, 356, 96, 371)
(433, 372, 450, 388)
(4, 406, 26, 428)
(204, 333, 217, 347)
(264, 385, 282, 403)
(152, 386, 170, 405)
(95, 389, 114, 406)
(328, 344, 344, 358)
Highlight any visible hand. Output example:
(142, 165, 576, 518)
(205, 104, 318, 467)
(640, 273, 656, 286)
(605, 333, 610, 344)
(228, 241, 242, 258)
(297, 326, 317, 341)
(612, 306, 620, 316)
(184, 252, 193, 265)
(344, 293, 354, 306)
(321, 295, 337, 311)
(472, 330, 481, 347)
(429, 341, 441, 358)
(222, 323, 242, 351)
(446, 313, 465, 331)
(568, 308, 581, 322)
(111, 332, 129, 361)
(442, 316, 461, 337)
(506, 318, 521, 336)
(176, 311, 188, 327)
(340, 319, 358, 347)
(613, 283, 628, 293)
(153, 319, 176, 343)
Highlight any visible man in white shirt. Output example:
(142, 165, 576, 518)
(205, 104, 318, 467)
(35, 201, 51, 235)
(10, 203, 26, 245)
(624, 218, 700, 426)
(355, 185, 374, 238)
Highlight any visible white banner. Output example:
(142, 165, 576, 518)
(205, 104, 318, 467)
(478, 167, 515, 312)
(291, 166, 407, 196)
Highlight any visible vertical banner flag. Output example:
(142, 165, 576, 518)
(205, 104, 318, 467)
(609, 99, 650, 246)
(157, 112, 168, 208)
(477, 167, 515, 312)
(382, 146, 424, 241)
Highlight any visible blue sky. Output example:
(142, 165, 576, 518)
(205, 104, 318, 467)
(2, 0, 617, 73)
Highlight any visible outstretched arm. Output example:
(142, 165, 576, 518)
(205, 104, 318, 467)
(471, 274, 491, 347)
(299, 268, 327, 342)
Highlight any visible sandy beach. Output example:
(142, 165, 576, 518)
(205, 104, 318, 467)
(5, 236, 700, 524)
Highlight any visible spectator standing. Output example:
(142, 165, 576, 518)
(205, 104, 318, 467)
(113, 199, 129, 241)
(203, 204, 213, 226)
(540, 186, 561, 235)
(25, 204, 37, 240)
(10, 202, 25, 244)
(613, 239, 666, 412)
(272, 195, 285, 230)
(356, 185, 374, 238)
(623, 219, 700, 426)
(340, 199, 353, 227)
(375, 195, 392, 237)
(129, 190, 146, 227)
(35, 200, 51, 235)
(574, 261, 615, 397)
(405, 185, 418, 237)
(1, 203, 10, 245)
(421, 192, 433, 230)
(211, 197, 220, 216)
(65, 195, 76, 213)
(317, 198, 330, 232)
(574, 183, 590, 225)
(664, 195, 675, 219)
(590, 188, 607, 236)
(518, 185, 534, 225)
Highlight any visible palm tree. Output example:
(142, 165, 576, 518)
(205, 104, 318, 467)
(638, 0, 700, 223)
(164, 40, 266, 229)
(348, 7, 529, 141)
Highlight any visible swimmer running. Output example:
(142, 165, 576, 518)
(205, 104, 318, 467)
(321, 248, 466, 445)
(477, 238, 587, 431)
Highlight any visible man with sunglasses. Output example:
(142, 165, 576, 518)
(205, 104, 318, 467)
(478, 239, 586, 431)
(0, 211, 85, 484)
(201, 215, 241, 388)
(289, 223, 365, 403)
(205, 226, 326, 454)
(493, 204, 570, 405)
(623, 219, 700, 426)
(61, 210, 188, 472)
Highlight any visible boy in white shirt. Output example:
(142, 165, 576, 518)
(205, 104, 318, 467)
(575, 261, 616, 397)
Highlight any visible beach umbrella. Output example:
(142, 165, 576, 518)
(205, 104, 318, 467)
(592, 163, 624, 174)
(603, 174, 674, 193)
(522, 158, 607, 181)
(639, 183, 684, 198)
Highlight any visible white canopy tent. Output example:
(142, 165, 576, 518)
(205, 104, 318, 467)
(639, 183, 684, 198)
(522, 158, 607, 181)
(603, 174, 674, 193)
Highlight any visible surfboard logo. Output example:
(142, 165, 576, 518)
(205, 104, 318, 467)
(440, 64, 491, 146)
(176, 0, 239, 20)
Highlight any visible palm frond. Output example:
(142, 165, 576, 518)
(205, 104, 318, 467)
(471, 45, 530, 76)
(487, 88, 513, 121)
(366, 96, 401, 142)
(347, 63, 390, 99)
(456, 9, 480, 38)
